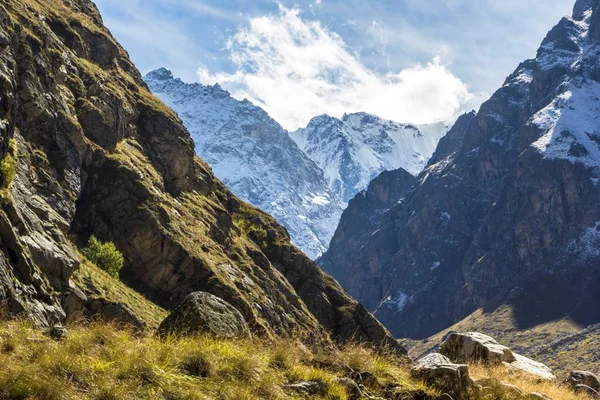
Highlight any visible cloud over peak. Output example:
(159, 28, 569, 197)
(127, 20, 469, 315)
(197, 6, 481, 131)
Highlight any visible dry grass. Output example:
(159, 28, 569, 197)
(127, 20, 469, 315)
(0, 320, 432, 400)
(469, 364, 594, 400)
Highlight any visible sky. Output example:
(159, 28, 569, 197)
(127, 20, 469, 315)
(95, 0, 574, 131)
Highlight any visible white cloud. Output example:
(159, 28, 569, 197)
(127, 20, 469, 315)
(197, 6, 481, 131)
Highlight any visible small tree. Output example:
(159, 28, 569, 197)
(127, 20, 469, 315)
(82, 236, 124, 278)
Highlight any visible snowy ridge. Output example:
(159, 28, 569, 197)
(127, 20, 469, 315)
(529, 8, 600, 170)
(144, 68, 343, 259)
(291, 112, 448, 202)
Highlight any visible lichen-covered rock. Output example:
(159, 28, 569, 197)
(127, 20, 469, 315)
(411, 353, 470, 400)
(157, 292, 250, 339)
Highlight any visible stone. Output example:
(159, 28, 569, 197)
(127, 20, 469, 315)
(46, 325, 68, 341)
(505, 353, 556, 381)
(527, 393, 552, 400)
(440, 332, 555, 381)
(336, 378, 362, 400)
(440, 332, 515, 364)
(284, 381, 325, 395)
(562, 370, 600, 391)
(410, 353, 470, 400)
(157, 292, 250, 339)
(574, 384, 600, 399)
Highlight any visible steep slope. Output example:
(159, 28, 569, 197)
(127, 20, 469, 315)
(0, 0, 402, 352)
(318, 168, 416, 300)
(322, 0, 600, 340)
(291, 113, 448, 202)
(144, 69, 343, 259)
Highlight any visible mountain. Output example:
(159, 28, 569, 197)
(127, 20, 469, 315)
(0, 0, 401, 351)
(319, 111, 475, 299)
(318, 167, 417, 298)
(291, 113, 448, 202)
(321, 0, 600, 343)
(144, 69, 343, 259)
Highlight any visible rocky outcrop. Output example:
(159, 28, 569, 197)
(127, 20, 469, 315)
(0, 0, 401, 351)
(157, 292, 250, 339)
(321, 0, 600, 340)
(411, 353, 470, 400)
(440, 332, 555, 380)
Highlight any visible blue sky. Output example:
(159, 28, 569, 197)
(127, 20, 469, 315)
(95, 0, 573, 130)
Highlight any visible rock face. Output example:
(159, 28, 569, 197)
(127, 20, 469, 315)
(144, 70, 343, 259)
(440, 332, 555, 380)
(157, 292, 250, 339)
(0, 0, 401, 351)
(321, 0, 600, 339)
(318, 168, 416, 298)
(291, 113, 448, 202)
(410, 353, 470, 400)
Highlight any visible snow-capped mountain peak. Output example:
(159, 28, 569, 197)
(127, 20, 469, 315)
(291, 112, 448, 202)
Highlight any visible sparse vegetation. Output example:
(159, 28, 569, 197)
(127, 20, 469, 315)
(236, 218, 269, 249)
(0, 138, 17, 190)
(81, 236, 125, 279)
(72, 255, 168, 328)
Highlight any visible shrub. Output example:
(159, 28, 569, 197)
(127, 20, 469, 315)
(82, 236, 124, 278)
(0, 139, 17, 189)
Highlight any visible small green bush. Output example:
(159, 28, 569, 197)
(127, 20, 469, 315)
(82, 236, 124, 278)
(0, 139, 17, 189)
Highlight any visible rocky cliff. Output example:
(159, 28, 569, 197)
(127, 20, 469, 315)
(322, 0, 600, 339)
(0, 0, 401, 351)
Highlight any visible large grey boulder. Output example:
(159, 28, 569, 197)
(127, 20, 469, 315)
(440, 332, 515, 364)
(411, 353, 470, 400)
(440, 332, 555, 381)
(158, 292, 250, 339)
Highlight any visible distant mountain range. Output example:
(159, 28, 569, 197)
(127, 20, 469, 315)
(145, 68, 448, 257)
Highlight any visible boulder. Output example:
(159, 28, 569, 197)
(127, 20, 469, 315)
(473, 378, 522, 400)
(440, 332, 515, 364)
(157, 292, 250, 339)
(505, 353, 555, 381)
(410, 353, 470, 400)
(440, 332, 555, 380)
(562, 370, 600, 391)
(284, 381, 325, 395)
